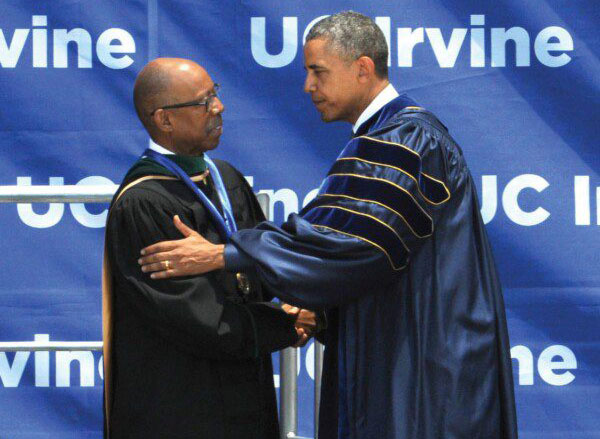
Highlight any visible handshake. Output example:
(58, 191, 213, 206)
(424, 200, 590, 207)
(282, 304, 325, 348)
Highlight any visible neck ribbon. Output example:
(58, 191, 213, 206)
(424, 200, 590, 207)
(143, 148, 237, 241)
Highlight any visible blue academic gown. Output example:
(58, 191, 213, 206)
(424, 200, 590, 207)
(226, 95, 518, 439)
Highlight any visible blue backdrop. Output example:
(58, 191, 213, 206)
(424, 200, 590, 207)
(0, 1, 598, 437)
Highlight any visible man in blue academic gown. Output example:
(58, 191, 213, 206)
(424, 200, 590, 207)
(138, 11, 518, 439)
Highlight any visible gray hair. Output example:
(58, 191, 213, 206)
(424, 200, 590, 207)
(306, 11, 388, 78)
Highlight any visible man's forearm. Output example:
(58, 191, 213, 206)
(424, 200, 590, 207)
(223, 244, 254, 272)
(138, 216, 227, 278)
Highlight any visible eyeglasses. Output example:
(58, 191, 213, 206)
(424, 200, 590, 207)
(151, 84, 220, 116)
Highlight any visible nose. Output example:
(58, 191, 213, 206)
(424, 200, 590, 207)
(209, 96, 225, 115)
(304, 72, 316, 94)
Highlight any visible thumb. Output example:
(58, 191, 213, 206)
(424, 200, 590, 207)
(173, 215, 199, 238)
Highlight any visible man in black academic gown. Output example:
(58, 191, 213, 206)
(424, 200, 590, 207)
(102, 58, 316, 439)
(139, 13, 519, 439)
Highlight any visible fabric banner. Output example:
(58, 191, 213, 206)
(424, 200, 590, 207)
(0, 1, 597, 437)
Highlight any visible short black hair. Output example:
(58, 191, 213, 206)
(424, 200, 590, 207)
(132, 63, 173, 132)
(306, 11, 388, 79)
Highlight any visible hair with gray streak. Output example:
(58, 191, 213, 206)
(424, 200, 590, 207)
(306, 11, 388, 78)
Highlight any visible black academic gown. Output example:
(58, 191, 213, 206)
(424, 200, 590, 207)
(227, 95, 519, 439)
(104, 156, 298, 439)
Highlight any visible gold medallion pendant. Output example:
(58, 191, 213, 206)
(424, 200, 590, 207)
(236, 272, 251, 296)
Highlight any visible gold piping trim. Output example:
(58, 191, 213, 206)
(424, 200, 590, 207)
(314, 204, 410, 253)
(421, 173, 449, 193)
(337, 157, 449, 205)
(319, 193, 431, 238)
(328, 173, 433, 225)
(190, 172, 210, 183)
(311, 224, 407, 271)
(355, 136, 451, 204)
(114, 171, 210, 203)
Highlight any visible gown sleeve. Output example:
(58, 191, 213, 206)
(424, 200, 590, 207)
(108, 186, 298, 361)
(226, 118, 456, 310)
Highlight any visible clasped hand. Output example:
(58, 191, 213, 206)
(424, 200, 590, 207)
(282, 304, 318, 348)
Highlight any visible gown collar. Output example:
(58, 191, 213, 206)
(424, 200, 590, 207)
(352, 83, 399, 134)
(353, 92, 419, 138)
(148, 139, 208, 175)
(123, 140, 208, 181)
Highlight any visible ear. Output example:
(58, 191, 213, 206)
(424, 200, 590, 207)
(152, 109, 173, 133)
(356, 56, 376, 83)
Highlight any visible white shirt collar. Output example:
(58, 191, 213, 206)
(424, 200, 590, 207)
(148, 139, 175, 155)
(352, 83, 399, 134)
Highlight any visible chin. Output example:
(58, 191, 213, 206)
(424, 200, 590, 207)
(320, 112, 342, 123)
(204, 141, 219, 151)
(189, 142, 218, 155)
(319, 110, 335, 123)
